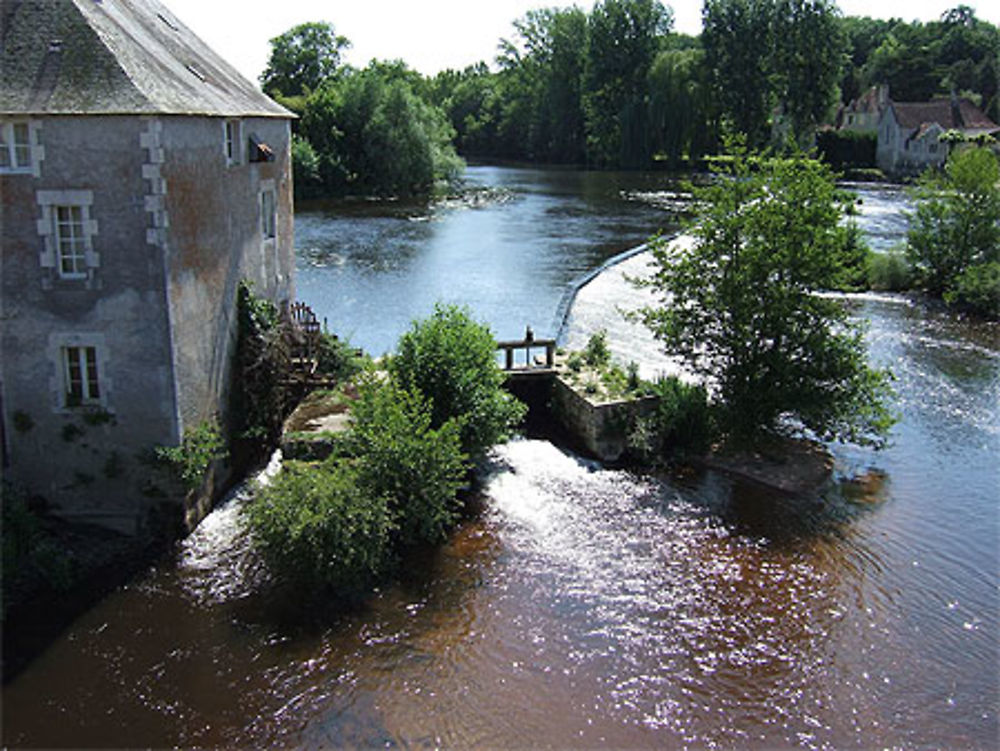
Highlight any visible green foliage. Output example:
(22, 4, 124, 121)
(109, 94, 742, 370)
(155, 421, 228, 492)
(61, 423, 83, 442)
(246, 462, 395, 596)
(635, 146, 895, 447)
(703, 0, 844, 148)
(946, 260, 1000, 317)
(702, 0, 778, 148)
(260, 21, 350, 97)
(316, 332, 365, 381)
(869, 248, 915, 291)
(291, 135, 322, 198)
(583, 330, 612, 367)
(583, 0, 672, 167)
(648, 47, 717, 166)
(389, 304, 526, 459)
(816, 129, 877, 169)
(299, 63, 464, 198)
(2, 484, 75, 618)
(652, 376, 714, 455)
(907, 146, 1000, 313)
(830, 220, 874, 292)
(351, 374, 467, 547)
(231, 281, 287, 447)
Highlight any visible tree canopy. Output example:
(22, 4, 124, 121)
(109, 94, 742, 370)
(635, 147, 895, 446)
(907, 146, 1000, 316)
(260, 21, 350, 98)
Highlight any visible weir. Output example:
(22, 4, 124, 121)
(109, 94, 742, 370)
(498, 328, 657, 463)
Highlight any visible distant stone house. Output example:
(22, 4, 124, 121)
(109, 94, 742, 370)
(837, 84, 890, 133)
(876, 96, 999, 176)
(0, 0, 295, 533)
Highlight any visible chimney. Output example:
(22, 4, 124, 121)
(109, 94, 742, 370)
(950, 87, 964, 128)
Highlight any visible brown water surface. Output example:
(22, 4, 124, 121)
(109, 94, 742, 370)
(3, 169, 997, 749)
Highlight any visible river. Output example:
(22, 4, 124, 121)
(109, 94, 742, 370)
(3, 166, 997, 749)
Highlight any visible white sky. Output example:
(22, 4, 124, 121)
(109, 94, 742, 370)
(163, 0, 1000, 84)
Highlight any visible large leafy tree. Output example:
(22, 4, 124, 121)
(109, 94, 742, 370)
(907, 146, 1000, 314)
(702, 0, 776, 148)
(773, 0, 845, 145)
(635, 146, 895, 446)
(260, 21, 350, 98)
(583, 0, 672, 167)
(648, 45, 717, 166)
(300, 63, 463, 197)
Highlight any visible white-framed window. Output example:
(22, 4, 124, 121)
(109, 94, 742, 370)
(0, 120, 33, 173)
(224, 119, 242, 165)
(55, 205, 87, 278)
(260, 188, 276, 240)
(36, 190, 99, 283)
(63, 346, 101, 406)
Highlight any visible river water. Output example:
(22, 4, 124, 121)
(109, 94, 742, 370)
(3, 167, 998, 749)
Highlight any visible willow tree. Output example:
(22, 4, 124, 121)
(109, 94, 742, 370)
(635, 147, 895, 447)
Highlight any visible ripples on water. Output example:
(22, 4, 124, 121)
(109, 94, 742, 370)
(3, 173, 997, 749)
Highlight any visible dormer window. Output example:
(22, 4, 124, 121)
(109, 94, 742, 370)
(0, 120, 32, 173)
(224, 119, 242, 165)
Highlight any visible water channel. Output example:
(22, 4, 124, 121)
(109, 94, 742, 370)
(3, 166, 998, 749)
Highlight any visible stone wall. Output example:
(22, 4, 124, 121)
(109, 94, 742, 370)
(549, 376, 658, 462)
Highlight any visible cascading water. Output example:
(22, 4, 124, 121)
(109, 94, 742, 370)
(3, 168, 996, 749)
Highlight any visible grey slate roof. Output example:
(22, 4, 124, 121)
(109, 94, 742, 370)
(0, 0, 290, 118)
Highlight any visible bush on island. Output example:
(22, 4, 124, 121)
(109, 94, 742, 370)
(246, 461, 395, 597)
(390, 304, 526, 460)
(351, 372, 467, 547)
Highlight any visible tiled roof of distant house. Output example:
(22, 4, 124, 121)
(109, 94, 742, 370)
(0, 0, 291, 117)
(891, 99, 997, 133)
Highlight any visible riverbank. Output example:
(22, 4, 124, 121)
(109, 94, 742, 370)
(2, 516, 159, 683)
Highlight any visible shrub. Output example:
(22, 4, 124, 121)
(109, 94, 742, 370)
(231, 282, 288, 448)
(907, 146, 1000, 297)
(351, 374, 467, 547)
(651, 376, 714, 456)
(246, 462, 395, 596)
(390, 304, 526, 459)
(316, 332, 365, 381)
(155, 421, 228, 492)
(946, 261, 1000, 319)
(869, 248, 914, 291)
(584, 330, 611, 367)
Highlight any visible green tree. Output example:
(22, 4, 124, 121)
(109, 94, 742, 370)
(702, 0, 776, 148)
(773, 0, 845, 145)
(299, 64, 463, 197)
(907, 146, 1000, 314)
(389, 304, 526, 460)
(648, 46, 717, 166)
(496, 7, 590, 163)
(351, 375, 467, 547)
(583, 0, 672, 167)
(635, 146, 894, 446)
(260, 21, 350, 97)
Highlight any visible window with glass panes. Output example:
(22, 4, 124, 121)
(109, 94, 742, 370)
(55, 205, 87, 278)
(0, 121, 31, 172)
(64, 346, 100, 404)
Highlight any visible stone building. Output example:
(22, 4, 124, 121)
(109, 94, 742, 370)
(838, 84, 890, 133)
(0, 0, 295, 533)
(876, 95, 998, 176)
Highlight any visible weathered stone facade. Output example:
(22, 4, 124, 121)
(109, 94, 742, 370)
(0, 0, 294, 533)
